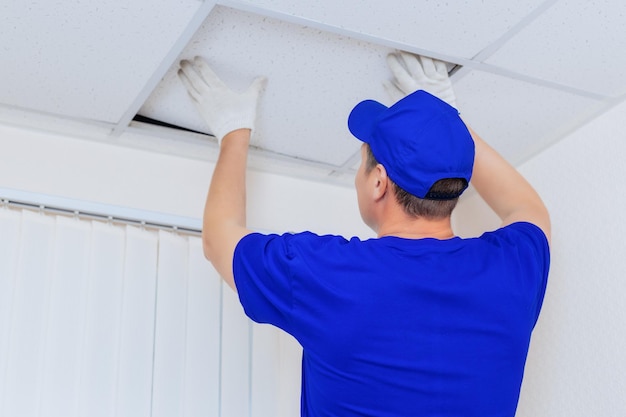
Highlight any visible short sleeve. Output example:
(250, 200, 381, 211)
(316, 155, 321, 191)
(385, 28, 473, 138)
(233, 232, 297, 333)
(495, 222, 551, 325)
(504, 222, 550, 277)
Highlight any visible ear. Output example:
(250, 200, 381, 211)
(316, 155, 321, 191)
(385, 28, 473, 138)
(372, 163, 390, 202)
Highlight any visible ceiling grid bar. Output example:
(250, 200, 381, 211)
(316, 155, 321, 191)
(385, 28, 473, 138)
(471, 0, 561, 63)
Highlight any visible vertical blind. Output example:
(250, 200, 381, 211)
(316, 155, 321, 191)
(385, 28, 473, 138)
(0, 206, 301, 417)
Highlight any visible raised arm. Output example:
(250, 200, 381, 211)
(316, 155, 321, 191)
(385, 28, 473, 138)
(467, 127, 551, 242)
(385, 51, 550, 243)
(178, 57, 266, 291)
(201, 129, 253, 291)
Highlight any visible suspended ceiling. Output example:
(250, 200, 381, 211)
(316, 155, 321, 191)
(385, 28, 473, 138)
(1, 0, 625, 187)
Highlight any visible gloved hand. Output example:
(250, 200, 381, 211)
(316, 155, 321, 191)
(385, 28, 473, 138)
(178, 56, 267, 144)
(384, 52, 457, 109)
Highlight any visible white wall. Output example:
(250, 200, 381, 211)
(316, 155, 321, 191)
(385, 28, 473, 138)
(0, 123, 372, 238)
(455, 100, 626, 416)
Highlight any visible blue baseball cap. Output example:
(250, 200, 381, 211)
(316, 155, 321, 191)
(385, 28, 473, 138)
(348, 90, 475, 199)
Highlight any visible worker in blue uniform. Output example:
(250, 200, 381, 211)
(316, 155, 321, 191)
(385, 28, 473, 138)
(178, 51, 550, 417)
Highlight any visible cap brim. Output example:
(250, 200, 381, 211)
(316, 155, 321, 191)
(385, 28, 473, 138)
(348, 99, 388, 143)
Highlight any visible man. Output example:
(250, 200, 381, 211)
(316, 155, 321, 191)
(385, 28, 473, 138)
(178, 52, 550, 416)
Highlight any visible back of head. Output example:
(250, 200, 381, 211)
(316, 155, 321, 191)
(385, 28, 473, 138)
(348, 90, 475, 212)
(363, 144, 466, 219)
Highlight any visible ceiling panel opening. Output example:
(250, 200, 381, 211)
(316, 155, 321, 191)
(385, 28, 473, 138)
(137, 5, 462, 180)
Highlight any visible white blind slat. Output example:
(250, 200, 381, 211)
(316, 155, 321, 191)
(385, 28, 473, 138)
(77, 221, 126, 417)
(183, 237, 222, 417)
(221, 284, 252, 417)
(152, 231, 189, 417)
(40, 217, 92, 417)
(115, 226, 158, 417)
(0, 208, 22, 413)
(2, 211, 55, 417)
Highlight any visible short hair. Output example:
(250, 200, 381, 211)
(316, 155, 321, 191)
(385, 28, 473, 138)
(364, 144, 464, 219)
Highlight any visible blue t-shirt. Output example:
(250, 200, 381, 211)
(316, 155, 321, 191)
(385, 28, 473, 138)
(233, 222, 550, 417)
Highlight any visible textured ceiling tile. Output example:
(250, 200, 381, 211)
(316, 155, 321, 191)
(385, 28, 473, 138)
(0, 0, 202, 123)
(485, 0, 626, 97)
(140, 5, 387, 167)
(234, 0, 547, 59)
(454, 70, 605, 164)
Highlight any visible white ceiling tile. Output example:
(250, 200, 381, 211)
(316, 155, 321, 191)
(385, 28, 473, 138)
(485, 0, 626, 97)
(140, 5, 390, 167)
(454, 70, 605, 164)
(232, 0, 547, 59)
(0, 0, 202, 123)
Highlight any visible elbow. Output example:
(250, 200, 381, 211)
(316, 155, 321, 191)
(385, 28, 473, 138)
(200, 219, 249, 272)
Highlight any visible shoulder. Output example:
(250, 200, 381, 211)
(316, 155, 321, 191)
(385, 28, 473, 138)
(483, 222, 549, 247)
(236, 231, 359, 256)
(479, 222, 550, 269)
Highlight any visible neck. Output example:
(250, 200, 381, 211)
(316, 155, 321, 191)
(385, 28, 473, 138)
(376, 216, 455, 240)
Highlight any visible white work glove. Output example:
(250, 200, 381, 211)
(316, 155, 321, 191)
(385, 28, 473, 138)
(384, 52, 457, 109)
(178, 56, 267, 144)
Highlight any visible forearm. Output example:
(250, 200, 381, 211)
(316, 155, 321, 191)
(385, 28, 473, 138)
(202, 129, 253, 290)
(468, 127, 551, 242)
